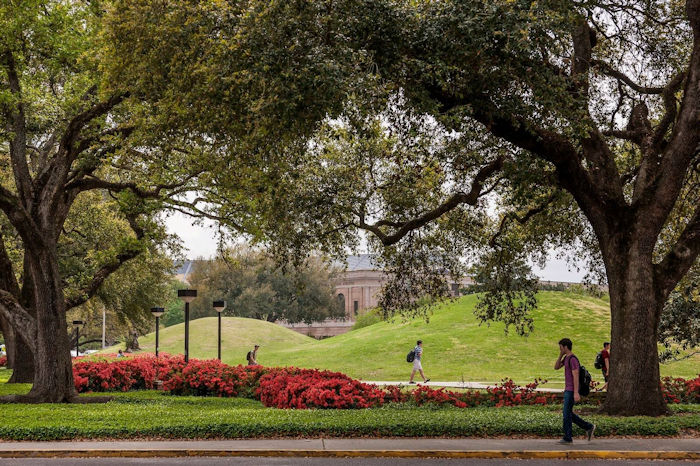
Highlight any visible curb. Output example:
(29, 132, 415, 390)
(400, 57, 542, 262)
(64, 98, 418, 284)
(0, 450, 697, 460)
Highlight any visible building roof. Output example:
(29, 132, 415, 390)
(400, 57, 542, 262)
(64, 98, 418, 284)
(344, 254, 380, 271)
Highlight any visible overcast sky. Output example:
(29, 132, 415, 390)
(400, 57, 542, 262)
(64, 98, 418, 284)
(165, 211, 587, 282)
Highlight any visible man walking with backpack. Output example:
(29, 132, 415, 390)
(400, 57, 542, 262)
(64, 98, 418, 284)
(408, 340, 430, 384)
(555, 338, 595, 444)
(597, 342, 610, 391)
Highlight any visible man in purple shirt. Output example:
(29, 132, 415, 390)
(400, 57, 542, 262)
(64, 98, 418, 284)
(554, 338, 595, 444)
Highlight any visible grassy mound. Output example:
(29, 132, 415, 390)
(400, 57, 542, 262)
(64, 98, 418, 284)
(103, 316, 315, 366)
(107, 292, 699, 385)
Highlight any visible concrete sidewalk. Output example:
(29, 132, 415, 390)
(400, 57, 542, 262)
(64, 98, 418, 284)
(362, 381, 564, 392)
(0, 438, 697, 459)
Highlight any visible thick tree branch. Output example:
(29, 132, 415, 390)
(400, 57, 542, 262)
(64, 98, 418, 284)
(66, 175, 197, 198)
(0, 290, 37, 353)
(592, 59, 666, 94)
(0, 227, 20, 297)
(38, 92, 131, 228)
(636, 18, 700, 235)
(57, 92, 129, 163)
(653, 71, 687, 148)
(72, 125, 135, 158)
(655, 205, 700, 298)
(357, 155, 505, 246)
(426, 83, 615, 227)
(570, 22, 625, 205)
(64, 214, 145, 311)
(2, 51, 34, 206)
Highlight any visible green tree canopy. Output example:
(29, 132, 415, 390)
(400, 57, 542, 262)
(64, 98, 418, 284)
(106, 0, 700, 416)
(185, 247, 343, 324)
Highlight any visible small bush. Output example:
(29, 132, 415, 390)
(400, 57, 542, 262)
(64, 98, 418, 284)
(163, 359, 267, 398)
(257, 368, 386, 409)
(0, 356, 6, 367)
(73, 354, 186, 392)
(352, 308, 384, 330)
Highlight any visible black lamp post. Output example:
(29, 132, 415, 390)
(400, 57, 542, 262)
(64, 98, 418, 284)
(177, 289, 197, 363)
(213, 300, 226, 360)
(151, 307, 165, 357)
(72, 320, 84, 358)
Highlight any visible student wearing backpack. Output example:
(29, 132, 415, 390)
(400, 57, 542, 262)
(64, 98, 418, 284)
(246, 344, 259, 366)
(554, 338, 595, 444)
(599, 342, 610, 391)
(408, 340, 430, 384)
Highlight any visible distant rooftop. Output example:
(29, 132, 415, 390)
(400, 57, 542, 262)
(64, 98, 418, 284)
(172, 255, 380, 283)
(344, 254, 380, 271)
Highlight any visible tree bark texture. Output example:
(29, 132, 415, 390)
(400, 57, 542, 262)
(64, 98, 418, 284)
(0, 314, 15, 369)
(603, 240, 667, 416)
(6, 335, 33, 384)
(15, 248, 76, 402)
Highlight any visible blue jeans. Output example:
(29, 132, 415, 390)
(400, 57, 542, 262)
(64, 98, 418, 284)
(562, 390, 592, 441)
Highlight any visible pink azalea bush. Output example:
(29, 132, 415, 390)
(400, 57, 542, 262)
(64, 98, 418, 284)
(0, 356, 6, 367)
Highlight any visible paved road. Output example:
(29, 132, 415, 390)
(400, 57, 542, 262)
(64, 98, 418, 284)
(1, 458, 695, 465)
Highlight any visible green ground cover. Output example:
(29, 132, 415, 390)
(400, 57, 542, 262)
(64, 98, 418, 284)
(0, 370, 697, 440)
(104, 292, 699, 386)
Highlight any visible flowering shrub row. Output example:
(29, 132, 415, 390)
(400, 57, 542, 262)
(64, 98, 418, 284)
(70, 355, 558, 409)
(0, 356, 6, 367)
(70, 356, 699, 409)
(662, 375, 700, 404)
(385, 378, 556, 408)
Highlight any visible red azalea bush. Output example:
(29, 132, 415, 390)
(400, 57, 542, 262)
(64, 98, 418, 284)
(0, 356, 6, 367)
(70, 357, 698, 409)
(257, 368, 386, 409)
(73, 354, 186, 392)
(163, 359, 268, 397)
(662, 375, 700, 404)
(409, 378, 555, 408)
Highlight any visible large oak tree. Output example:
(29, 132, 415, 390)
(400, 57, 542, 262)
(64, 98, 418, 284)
(0, 1, 225, 402)
(108, 0, 700, 416)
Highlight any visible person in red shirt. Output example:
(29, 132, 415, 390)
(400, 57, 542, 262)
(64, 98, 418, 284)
(600, 342, 610, 391)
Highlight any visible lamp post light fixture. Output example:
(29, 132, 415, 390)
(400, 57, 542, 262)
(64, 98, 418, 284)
(151, 307, 165, 357)
(213, 300, 226, 360)
(177, 289, 197, 363)
(72, 320, 84, 358)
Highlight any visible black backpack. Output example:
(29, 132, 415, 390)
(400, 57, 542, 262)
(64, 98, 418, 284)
(570, 355, 591, 396)
(594, 351, 604, 369)
(406, 350, 415, 363)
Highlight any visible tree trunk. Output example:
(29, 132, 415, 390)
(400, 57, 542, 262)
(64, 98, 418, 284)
(0, 314, 16, 369)
(602, 242, 667, 416)
(7, 335, 33, 383)
(9, 248, 77, 402)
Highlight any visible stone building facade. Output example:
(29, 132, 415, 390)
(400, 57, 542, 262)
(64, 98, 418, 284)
(333, 254, 475, 318)
(334, 254, 386, 318)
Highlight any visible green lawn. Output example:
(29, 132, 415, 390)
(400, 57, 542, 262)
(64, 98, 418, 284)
(0, 369, 697, 440)
(105, 292, 699, 386)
